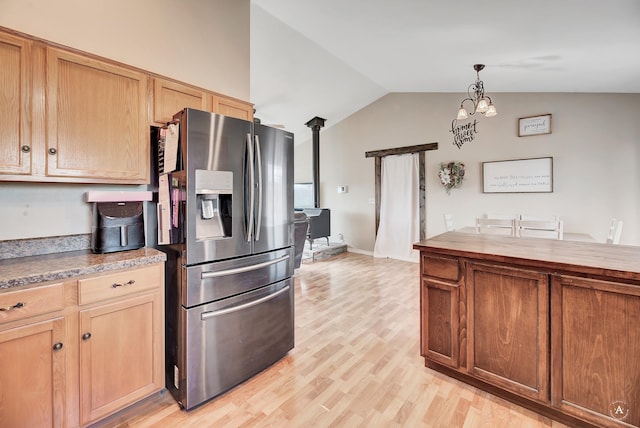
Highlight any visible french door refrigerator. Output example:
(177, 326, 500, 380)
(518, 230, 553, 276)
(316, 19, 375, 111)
(156, 108, 294, 410)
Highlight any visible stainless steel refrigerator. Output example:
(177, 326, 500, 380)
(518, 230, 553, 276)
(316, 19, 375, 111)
(155, 108, 294, 410)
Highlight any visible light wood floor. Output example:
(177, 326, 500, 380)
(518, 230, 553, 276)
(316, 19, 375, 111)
(92, 252, 569, 428)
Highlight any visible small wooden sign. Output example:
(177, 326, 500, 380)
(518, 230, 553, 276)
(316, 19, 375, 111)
(518, 114, 552, 137)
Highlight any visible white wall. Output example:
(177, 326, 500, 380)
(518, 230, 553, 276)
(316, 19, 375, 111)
(0, 0, 249, 100)
(0, 1, 249, 241)
(295, 93, 640, 250)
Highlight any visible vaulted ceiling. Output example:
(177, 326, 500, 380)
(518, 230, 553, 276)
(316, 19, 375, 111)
(250, 0, 640, 140)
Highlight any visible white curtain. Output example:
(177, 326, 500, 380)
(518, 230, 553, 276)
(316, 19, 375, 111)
(373, 153, 420, 263)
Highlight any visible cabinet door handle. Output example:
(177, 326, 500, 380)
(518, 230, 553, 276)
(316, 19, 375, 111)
(48, 147, 57, 155)
(52, 342, 63, 351)
(112, 279, 135, 288)
(0, 302, 25, 311)
(82, 332, 92, 341)
(21, 145, 31, 153)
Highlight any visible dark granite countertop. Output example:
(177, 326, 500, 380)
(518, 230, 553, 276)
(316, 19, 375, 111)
(0, 247, 166, 289)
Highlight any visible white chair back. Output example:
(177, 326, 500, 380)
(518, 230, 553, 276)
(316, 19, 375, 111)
(443, 214, 455, 232)
(516, 219, 563, 240)
(606, 219, 623, 244)
(519, 214, 558, 222)
(475, 218, 515, 236)
(486, 213, 516, 220)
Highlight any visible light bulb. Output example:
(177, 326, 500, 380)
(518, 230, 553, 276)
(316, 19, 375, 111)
(485, 103, 497, 117)
(475, 98, 489, 113)
(456, 107, 468, 120)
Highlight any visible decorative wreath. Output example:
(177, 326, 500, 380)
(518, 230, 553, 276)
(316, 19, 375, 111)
(438, 161, 465, 194)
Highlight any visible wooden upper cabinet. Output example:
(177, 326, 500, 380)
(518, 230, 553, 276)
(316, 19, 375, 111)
(0, 32, 32, 175)
(45, 48, 149, 183)
(211, 93, 253, 121)
(153, 79, 254, 125)
(153, 78, 210, 125)
(0, 27, 254, 184)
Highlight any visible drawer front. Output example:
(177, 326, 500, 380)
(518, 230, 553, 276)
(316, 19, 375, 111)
(0, 282, 64, 324)
(79, 264, 162, 305)
(421, 253, 461, 282)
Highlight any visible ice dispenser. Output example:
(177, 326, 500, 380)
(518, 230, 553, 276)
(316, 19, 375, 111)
(86, 191, 152, 253)
(195, 169, 233, 240)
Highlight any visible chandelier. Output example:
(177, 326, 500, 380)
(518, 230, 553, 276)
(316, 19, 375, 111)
(455, 64, 497, 120)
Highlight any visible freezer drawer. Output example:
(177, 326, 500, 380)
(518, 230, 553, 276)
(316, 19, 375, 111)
(172, 278, 294, 410)
(183, 247, 293, 307)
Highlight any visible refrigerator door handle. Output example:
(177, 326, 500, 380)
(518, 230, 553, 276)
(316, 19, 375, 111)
(200, 285, 290, 320)
(254, 134, 263, 241)
(246, 133, 255, 242)
(200, 255, 290, 279)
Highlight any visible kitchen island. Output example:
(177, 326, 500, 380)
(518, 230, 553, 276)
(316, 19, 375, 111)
(414, 232, 640, 428)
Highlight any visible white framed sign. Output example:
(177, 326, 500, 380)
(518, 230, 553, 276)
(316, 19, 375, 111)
(518, 114, 552, 137)
(482, 157, 553, 193)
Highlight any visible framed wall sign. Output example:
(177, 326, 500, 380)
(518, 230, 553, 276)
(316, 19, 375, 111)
(482, 157, 553, 193)
(518, 114, 552, 137)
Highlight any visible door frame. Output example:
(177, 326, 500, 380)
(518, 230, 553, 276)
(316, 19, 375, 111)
(365, 142, 438, 240)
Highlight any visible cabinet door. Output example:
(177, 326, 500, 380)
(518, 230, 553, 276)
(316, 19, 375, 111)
(0, 317, 66, 428)
(466, 262, 549, 402)
(211, 94, 253, 121)
(421, 277, 459, 368)
(79, 292, 163, 425)
(46, 48, 148, 183)
(153, 78, 210, 124)
(0, 32, 32, 175)
(551, 275, 640, 427)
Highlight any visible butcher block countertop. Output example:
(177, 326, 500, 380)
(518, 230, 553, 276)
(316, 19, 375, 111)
(414, 232, 640, 283)
(0, 247, 166, 289)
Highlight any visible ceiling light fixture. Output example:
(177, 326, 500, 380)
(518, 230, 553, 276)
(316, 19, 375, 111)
(455, 64, 497, 120)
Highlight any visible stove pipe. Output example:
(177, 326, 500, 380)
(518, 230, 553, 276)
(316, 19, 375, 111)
(305, 116, 326, 208)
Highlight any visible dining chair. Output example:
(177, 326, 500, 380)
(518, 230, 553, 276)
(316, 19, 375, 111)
(606, 219, 623, 244)
(519, 214, 559, 222)
(486, 213, 516, 220)
(475, 218, 515, 236)
(516, 218, 563, 240)
(443, 214, 455, 232)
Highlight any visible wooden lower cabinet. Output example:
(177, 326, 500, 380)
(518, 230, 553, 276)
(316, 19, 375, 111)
(77, 263, 165, 426)
(417, 234, 640, 428)
(421, 278, 459, 368)
(466, 262, 549, 403)
(419, 252, 462, 368)
(551, 275, 640, 427)
(0, 317, 66, 428)
(0, 262, 164, 428)
(79, 292, 163, 425)
(0, 281, 66, 427)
